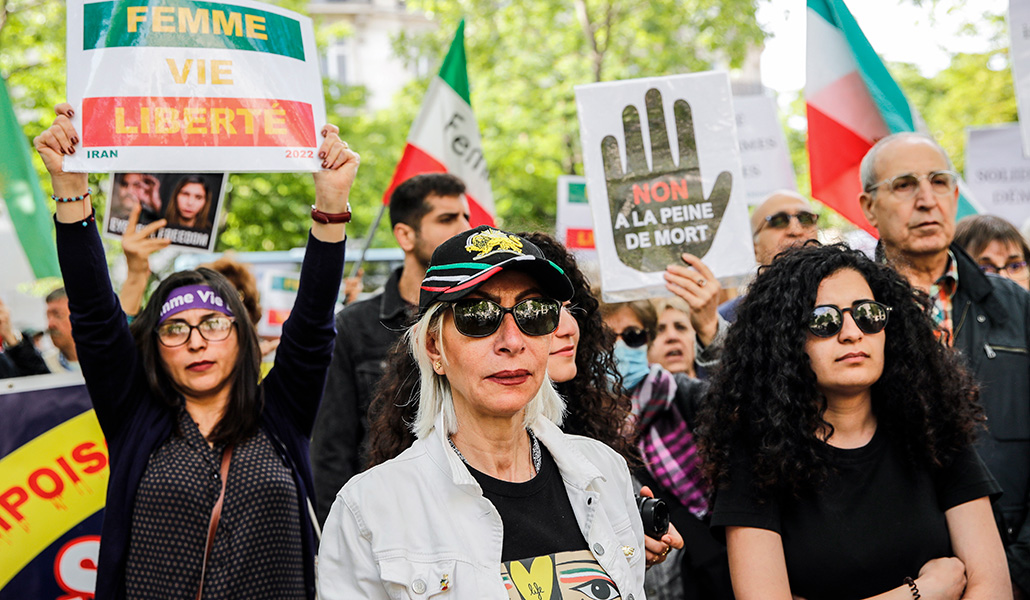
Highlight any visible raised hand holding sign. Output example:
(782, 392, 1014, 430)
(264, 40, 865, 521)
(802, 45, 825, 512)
(601, 88, 732, 271)
(577, 72, 753, 302)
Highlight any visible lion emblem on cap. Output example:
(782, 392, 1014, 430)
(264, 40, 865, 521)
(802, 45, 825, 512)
(466, 228, 524, 259)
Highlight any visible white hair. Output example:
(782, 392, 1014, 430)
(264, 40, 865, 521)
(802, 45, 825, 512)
(408, 302, 566, 440)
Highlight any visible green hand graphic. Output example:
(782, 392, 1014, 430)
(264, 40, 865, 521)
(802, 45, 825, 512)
(602, 88, 733, 272)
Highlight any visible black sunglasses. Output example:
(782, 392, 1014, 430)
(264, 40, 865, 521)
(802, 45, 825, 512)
(451, 298, 561, 338)
(764, 211, 819, 229)
(807, 300, 892, 338)
(615, 326, 649, 348)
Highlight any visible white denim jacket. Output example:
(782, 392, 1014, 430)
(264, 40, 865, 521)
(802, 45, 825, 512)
(317, 414, 647, 600)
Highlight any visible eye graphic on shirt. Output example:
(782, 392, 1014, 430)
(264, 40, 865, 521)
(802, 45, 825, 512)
(556, 551, 621, 600)
(500, 550, 621, 600)
(570, 579, 620, 600)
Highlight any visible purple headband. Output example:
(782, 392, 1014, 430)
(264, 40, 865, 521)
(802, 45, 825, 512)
(159, 284, 234, 324)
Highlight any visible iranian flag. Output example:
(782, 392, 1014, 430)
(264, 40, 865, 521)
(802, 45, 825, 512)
(383, 20, 495, 226)
(1, 76, 60, 281)
(806, 0, 980, 236)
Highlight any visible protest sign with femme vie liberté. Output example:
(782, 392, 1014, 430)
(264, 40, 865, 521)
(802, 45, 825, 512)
(64, 0, 326, 173)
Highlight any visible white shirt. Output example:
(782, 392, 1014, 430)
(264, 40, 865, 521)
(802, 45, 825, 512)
(318, 414, 647, 600)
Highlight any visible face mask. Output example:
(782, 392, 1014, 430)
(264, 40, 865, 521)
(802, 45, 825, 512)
(613, 339, 651, 390)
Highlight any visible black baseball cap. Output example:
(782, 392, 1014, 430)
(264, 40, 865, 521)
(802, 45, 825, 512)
(418, 225, 574, 312)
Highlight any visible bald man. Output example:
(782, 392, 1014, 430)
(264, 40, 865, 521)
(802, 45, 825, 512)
(750, 190, 820, 265)
(718, 191, 820, 321)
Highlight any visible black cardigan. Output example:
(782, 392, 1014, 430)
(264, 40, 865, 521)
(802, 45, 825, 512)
(56, 216, 344, 599)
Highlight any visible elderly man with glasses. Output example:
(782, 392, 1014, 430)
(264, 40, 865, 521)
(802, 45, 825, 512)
(859, 131, 1030, 599)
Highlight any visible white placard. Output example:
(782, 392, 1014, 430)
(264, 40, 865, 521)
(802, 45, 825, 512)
(733, 94, 798, 205)
(65, 0, 326, 173)
(101, 172, 228, 251)
(965, 124, 1030, 226)
(257, 269, 299, 337)
(1010, 0, 1030, 157)
(575, 72, 754, 302)
(555, 175, 597, 260)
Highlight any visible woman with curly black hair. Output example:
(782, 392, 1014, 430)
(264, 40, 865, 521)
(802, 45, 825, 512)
(700, 243, 1009, 600)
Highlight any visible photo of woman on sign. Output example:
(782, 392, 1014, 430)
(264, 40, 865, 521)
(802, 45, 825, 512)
(165, 175, 212, 229)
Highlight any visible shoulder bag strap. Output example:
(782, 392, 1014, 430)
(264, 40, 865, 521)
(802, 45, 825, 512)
(196, 443, 233, 600)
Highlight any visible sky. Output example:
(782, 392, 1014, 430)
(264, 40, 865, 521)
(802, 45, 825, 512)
(757, 0, 1009, 93)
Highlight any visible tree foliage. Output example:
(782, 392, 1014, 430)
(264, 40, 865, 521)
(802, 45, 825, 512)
(5, 0, 1018, 254)
(892, 50, 1016, 174)
(394, 0, 766, 233)
(2, 0, 765, 250)
(781, 3, 1013, 232)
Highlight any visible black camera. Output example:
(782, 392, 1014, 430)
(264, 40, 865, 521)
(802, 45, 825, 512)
(635, 495, 670, 539)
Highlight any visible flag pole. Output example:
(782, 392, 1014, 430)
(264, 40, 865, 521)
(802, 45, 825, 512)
(350, 202, 387, 278)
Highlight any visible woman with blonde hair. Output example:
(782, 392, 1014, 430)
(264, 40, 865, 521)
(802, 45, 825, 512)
(319, 226, 646, 599)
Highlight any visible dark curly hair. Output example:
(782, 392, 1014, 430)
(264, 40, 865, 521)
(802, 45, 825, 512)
(365, 339, 419, 467)
(521, 233, 638, 464)
(365, 232, 639, 467)
(697, 243, 983, 499)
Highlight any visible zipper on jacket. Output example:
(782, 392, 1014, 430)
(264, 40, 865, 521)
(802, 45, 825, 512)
(988, 344, 1029, 355)
(984, 343, 997, 359)
(953, 301, 971, 339)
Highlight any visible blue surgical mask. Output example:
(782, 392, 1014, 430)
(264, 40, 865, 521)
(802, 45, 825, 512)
(613, 339, 651, 390)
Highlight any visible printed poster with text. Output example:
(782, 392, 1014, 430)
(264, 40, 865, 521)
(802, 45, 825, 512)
(555, 175, 597, 260)
(965, 124, 1030, 227)
(1, 375, 107, 599)
(576, 72, 754, 302)
(65, 0, 326, 173)
(1010, 0, 1030, 157)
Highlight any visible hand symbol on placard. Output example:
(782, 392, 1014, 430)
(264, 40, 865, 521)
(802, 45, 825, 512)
(602, 88, 732, 272)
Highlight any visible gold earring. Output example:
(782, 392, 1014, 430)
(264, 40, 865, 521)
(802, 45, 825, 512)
(434, 361, 442, 372)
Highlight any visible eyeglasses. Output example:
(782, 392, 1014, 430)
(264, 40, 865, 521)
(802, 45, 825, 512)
(979, 260, 1030, 280)
(865, 170, 958, 198)
(614, 326, 649, 348)
(807, 301, 892, 338)
(156, 317, 236, 347)
(761, 211, 819, 230)
(451, 298, 561, 338)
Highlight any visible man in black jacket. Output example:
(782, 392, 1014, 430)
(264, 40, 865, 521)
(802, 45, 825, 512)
(859, 132, 1030, 597)
(310, 173, 470, 526)
(0, 296, 49, 378)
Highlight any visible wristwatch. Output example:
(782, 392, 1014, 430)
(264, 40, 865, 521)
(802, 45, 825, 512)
(2, 330, 23, 350)
(311, 204, 352, 224)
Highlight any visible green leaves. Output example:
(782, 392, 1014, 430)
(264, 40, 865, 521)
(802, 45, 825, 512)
(2, 0, 765, 254)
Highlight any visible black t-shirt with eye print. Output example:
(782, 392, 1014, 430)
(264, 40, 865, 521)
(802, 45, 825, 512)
(467, 446, 622, 600)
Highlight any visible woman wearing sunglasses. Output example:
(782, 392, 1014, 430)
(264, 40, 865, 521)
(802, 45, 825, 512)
(35, 105, 357, 600)
(319, 226, 646, 599)
(598, 299, 732, 599)
(700, 243, 1009, 599)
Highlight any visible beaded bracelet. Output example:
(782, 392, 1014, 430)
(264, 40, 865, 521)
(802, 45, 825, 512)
(52, 188, 95, 226)
(902, 577, 921, 599)
(51, 188, 91, 203)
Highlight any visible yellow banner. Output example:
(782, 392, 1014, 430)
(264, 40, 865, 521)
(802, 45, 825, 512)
(0, 409, 108, 587)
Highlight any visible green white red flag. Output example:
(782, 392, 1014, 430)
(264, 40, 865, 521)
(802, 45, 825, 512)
(0, 76, 60, 281)
(806, 0, 980, 236)
(383, 20, 495, 226)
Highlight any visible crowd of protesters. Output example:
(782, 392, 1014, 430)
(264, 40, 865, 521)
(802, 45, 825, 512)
(14, 101, 1030, 600)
